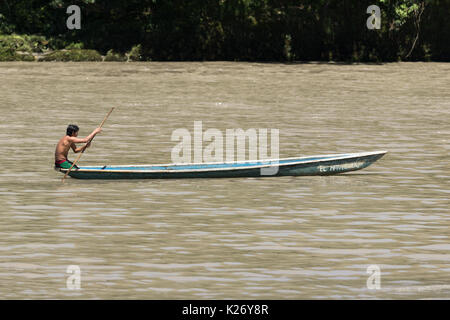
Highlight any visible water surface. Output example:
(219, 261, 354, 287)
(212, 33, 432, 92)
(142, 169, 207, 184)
(0, 62, 449, 299)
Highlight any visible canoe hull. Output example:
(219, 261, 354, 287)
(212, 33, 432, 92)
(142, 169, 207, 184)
(60, 151, 386, 180)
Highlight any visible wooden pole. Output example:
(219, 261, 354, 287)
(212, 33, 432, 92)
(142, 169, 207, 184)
(62, 107, 114, 182)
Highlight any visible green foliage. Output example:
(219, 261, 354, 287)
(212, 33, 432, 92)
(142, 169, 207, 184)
(26, 35, 49, 53)
(380, 0, 422, 27)
(47, 38, 71, 50)
(0, 34, 48, 54)
(65, 42, 84, 50)
(105, 49, 127, 61)
(0, 47, 34, 61)
(39, 49, 102, 61)
(0, 34, 30, 52)
(128, 44, 143, 61)
(0, 0, 447, 61)
(0, 13, 15, 34)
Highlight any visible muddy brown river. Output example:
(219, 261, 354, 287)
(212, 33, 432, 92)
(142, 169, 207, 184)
(0, 62, 449, 299)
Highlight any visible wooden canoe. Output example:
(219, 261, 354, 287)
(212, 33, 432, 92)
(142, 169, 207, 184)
(59, 150, 387, 180)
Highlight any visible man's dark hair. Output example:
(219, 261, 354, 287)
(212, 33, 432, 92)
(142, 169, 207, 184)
(66, 124, 79, 136)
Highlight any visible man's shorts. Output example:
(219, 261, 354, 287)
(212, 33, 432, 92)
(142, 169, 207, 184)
(55, 159, 79, 170)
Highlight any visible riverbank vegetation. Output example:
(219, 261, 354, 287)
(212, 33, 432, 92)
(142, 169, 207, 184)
(0, 0, 448, 62)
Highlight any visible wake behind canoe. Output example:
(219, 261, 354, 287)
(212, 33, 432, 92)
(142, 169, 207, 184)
(59, 150, 387, 179)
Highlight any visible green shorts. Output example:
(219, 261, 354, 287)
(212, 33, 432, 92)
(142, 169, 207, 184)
(55, 159, 79, 170)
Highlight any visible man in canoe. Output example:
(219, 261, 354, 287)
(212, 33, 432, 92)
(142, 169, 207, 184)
(55, 124, 102, 170)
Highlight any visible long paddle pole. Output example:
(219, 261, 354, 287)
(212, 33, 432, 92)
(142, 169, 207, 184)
(62, 107, 115, 182)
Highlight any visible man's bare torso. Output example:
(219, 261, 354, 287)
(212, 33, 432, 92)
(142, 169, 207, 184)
(55, 136, 74, 162)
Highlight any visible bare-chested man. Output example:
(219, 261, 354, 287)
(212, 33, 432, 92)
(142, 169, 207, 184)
(55, 124, 102, 169)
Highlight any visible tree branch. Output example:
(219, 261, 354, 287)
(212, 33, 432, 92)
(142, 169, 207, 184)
(405, 1, 425, 59)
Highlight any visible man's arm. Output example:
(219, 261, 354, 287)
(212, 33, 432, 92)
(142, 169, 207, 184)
(68, 127, 102, 144)
(71, 141, 91, 153)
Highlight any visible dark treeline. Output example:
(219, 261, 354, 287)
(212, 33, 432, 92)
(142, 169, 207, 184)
(0, 0, 449, 61)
